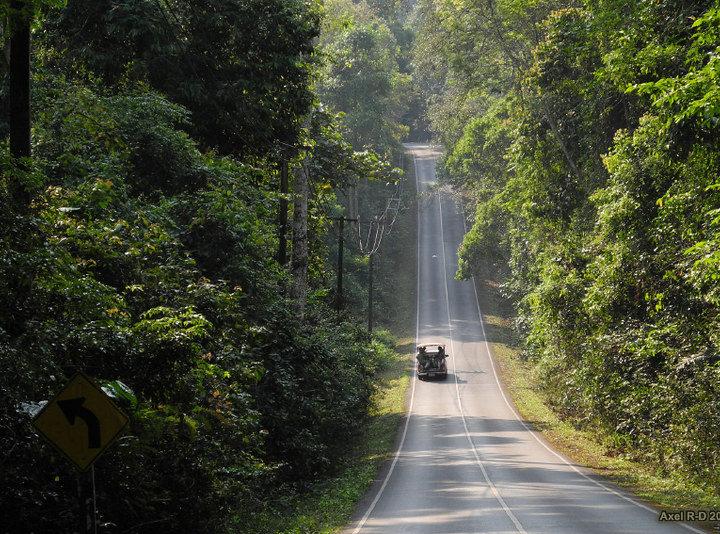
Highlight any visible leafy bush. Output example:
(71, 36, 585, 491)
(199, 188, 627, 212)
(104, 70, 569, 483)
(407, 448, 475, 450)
(1, 70, 392, 531)
(424, 0, 720, 493)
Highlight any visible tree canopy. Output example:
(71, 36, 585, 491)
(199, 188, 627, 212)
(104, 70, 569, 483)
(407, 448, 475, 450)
(0, 1, 414, 531)
(418, 0, 720, 492)
(40, 0, 321, 155)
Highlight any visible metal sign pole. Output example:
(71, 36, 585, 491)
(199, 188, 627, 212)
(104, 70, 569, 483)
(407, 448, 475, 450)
(91, 465, 98, 534)
(33, 373, 127, 533)
(78, 469, 92, 534)
(77, 464, 97, 534)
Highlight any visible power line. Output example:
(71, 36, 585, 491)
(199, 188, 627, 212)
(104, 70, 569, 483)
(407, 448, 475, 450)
(353, 169, 405, 255)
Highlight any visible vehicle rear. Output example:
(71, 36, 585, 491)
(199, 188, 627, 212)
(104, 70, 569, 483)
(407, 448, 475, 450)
(416, 344, 448, 380)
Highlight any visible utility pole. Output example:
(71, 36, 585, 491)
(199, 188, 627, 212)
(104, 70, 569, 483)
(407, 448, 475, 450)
(368, 253, 374, 332)
(331, 217, 358, 312)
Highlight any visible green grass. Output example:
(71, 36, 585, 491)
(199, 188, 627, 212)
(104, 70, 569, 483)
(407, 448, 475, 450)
(475, 277, 720, 530)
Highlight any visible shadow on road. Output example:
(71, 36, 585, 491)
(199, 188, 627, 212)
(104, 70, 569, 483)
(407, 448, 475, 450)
(350, 412, 641, 534)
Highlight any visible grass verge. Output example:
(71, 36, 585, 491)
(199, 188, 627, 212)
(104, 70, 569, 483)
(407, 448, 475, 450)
(475, 277, 720, 532)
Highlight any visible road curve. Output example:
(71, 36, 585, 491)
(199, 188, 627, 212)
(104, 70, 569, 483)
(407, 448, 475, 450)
(342, 143, 704, 534)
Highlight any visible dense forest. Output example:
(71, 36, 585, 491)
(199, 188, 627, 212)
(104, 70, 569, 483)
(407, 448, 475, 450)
(416, 0, 720, 492)
(0, 0, 419, 532)
(5, 0, 720, 531)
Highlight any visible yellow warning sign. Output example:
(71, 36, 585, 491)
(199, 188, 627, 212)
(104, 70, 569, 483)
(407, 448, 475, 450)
(32, 373, 129, 471)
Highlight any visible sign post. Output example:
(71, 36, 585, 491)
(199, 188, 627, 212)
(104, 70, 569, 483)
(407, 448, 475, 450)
(33, 373, 129, 533)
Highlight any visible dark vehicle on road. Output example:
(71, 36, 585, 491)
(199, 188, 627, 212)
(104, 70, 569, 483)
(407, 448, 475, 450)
(416, 343, 448, 380)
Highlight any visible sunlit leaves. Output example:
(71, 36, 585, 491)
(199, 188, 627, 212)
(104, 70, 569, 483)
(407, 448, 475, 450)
(420, 0, 720, 491)
(630, 5, 720, 131)
(0, 0, 409, 529)
(317, 3, 409, 155)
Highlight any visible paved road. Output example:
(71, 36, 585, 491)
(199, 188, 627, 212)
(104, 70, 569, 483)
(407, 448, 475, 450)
(343, 144, 705, 534)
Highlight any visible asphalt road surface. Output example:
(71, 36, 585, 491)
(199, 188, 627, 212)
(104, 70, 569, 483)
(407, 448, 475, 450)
(342, 144, 705, 534)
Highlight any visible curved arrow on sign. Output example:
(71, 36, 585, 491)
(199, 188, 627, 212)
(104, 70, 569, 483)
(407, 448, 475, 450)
(57, 397, 101, 449)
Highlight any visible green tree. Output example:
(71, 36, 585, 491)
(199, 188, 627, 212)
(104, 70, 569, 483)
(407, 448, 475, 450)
(41, 0, 320, 156)
(418, 0, 720, 491)
(317, 1, 411, 155)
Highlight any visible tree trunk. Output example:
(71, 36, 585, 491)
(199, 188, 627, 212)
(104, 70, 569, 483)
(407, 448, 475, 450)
(348, 183, 358, 221)
(348, 182, 359, 244)
(278, 159, 289, 265)
(8, 1, 31, 209)
(290, 159, 309, 312)
(542, 101, 583, 184)
(335, 217, 345, 312)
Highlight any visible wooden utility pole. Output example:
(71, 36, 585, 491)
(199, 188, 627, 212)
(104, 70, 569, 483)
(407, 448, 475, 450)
(368, 253, 374, 332)
(331, 217, 358, 312)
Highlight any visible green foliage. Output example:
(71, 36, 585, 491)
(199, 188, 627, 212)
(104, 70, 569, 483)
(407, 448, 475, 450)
(419, 0, 720, 493)
(1, 1, 408, 527)
(40, 0, 321, 155)
(317, 0, 413, 155)
(630, 4, 720, 133)
(457, 193, 509, 278)
(442, 97, 512, 190)
(252, 314, 376, 479)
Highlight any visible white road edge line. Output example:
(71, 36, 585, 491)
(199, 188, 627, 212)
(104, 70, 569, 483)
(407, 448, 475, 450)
(438, 180, 526, 534)
(459, 205, 707, 534)
(349, 148, 423, 534)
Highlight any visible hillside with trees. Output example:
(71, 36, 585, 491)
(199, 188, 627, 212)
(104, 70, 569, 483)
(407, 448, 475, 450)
(0, 0, 417, 532)
(6, 0, 720, 531)
(416, 0, 720, 493)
